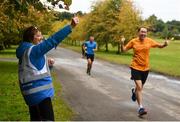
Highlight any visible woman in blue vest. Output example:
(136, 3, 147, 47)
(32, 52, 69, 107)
(16, 17, 79, 121)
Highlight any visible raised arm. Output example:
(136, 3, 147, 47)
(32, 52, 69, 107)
(31, 17, 79, 58)
(121, 37, 132, 52)
(150, 38, 169, 49)
(156, 40, 169, 48)
(31, 25, 72, 58)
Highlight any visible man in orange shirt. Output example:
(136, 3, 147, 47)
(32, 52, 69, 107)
(121, 27, 169, 116)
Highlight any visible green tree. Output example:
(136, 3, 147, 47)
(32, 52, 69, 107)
(118, 0, 142, 52)
(162, 25, 170, 39)
(67, 0, 142, 53)
(56, 12, 73, 21)
(155, 19, 165, 32)
(68, 16, 87, 45)
(0, 1, 9, 49)
(145, 14, 158, 31)
(83, 0, 122, 51)
(0, 0, 56, 50)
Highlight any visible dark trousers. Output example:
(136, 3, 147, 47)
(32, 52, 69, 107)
(28, 97, 54, 121)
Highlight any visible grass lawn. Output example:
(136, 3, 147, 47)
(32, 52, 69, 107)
(0, 61, 73, 120)
(150, 40, 180, 77)
(62, 39, 180, 77)
(0, 61, 29, 120)
(52, 71, 74, 121)
(0, 46, 17, 58)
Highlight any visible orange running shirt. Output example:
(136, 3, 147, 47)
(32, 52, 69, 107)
(125, 37, 161, 71)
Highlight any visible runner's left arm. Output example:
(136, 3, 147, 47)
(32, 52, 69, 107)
(93, 43, 97, 52)
(157, 40, 169, 48)
(151, 39, 169, 48)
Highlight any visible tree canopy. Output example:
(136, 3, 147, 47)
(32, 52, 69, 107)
(67, 0, 142, 52)
(0, 0, 72, 49)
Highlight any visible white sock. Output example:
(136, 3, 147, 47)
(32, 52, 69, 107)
(139, 105, 143, 109)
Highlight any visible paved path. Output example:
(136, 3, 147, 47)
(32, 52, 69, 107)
(48, 47, 180, 121)
(0, 58, 17, 62)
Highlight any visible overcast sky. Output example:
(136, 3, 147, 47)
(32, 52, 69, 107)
(40, 0, 180, 22)
(133, 0, 180, 22)
(68, 0, 180, 22)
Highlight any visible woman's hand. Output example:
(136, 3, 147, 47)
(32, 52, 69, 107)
(71, 17, 79, 28)
(48, 58, 55, 67)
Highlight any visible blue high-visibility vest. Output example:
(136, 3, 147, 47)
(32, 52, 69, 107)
(16, 25, 72, 106)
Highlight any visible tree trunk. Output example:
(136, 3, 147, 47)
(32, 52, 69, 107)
(117, 42, 120, 54)
(75, 40, 77, 46)
(4, 41, 11, 49)
(71, 40, 73, 45)
(98, 45, 100, 51)
(120, 41, 124, 53)
(105, 40, 108, 52)
(78, 40, 80, 46)
(0, 42, 5, 50)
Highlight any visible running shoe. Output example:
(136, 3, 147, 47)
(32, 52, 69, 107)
(86, 68, 89, 74)
(87, 68, 91, 75)
(138, 108, 147, 116)
(131, 88, 136, 102)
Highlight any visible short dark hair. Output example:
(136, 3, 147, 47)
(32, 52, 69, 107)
(138, 27, 148, 32)
(23, 26, 39, 42)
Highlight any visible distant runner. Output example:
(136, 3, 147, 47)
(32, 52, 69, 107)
(121, 27, 169, 116)
(84, 36, 97, 75)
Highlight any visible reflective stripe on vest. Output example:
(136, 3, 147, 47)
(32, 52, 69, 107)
(19, 46, 51, 84)
(22, 83, 53, 95)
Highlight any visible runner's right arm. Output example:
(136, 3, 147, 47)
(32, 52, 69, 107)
(121, 38, 133, 52)
(83, 42, 87, 51)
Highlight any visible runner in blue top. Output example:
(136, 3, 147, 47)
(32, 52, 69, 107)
(84, 36, 97, 75)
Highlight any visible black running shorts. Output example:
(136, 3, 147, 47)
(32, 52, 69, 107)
(86, 54, 94, 62)
(131, 68, 149, 85)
